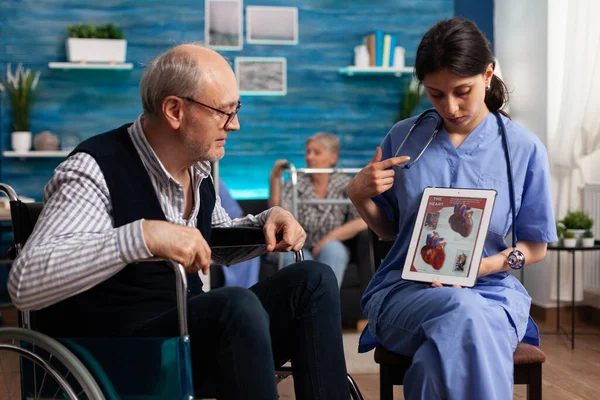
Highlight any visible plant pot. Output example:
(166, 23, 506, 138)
(566, 229, 585, 239)
(67, 38, 127, 63)
(582, 237, 595, 247)
(563, 238, 577, 248)
(11, 131, 32, 153)
(34, 131, 60, 151)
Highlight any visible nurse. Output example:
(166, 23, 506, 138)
(347, 17, 557, 400)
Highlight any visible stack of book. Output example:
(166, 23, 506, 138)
(364, 30, 397, 68)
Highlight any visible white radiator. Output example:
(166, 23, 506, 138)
(583, 184, 600, 293)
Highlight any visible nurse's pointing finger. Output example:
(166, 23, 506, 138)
(379, 156, 410, 169)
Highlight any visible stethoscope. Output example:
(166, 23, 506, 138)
(394, 109, 526, 270)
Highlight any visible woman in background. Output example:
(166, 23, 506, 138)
(268, 132, 367, 288)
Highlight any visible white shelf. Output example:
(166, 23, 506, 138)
(339, 66, 414, 77)
(3, 150, 71, 158)
(48, 62, 133, 71)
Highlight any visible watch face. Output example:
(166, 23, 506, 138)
(508, 250, 525, 270)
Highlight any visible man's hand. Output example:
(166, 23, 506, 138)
(142, 220, 212, 275)
(347, 147, 410, 202)
(263, 207, 306, 253)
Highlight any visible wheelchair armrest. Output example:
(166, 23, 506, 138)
(209, 227, 268, 267)
(210, 226, 265, 246)
(209, 226, 303, 266)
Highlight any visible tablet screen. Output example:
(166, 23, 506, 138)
(408, 193, 489, 278)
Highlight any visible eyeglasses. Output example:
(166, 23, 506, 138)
(181, 97, 241, 129)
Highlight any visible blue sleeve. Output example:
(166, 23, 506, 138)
(515, 148, 558, 243)
(372, 129, 400, 225)
(218, 178, 244, 218)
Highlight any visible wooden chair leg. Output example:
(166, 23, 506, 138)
(527, 363, 542, 400)
(379, 365, 394, 400)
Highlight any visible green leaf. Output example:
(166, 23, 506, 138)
(397, 78, 422, 121)
(66, 23, 124, 39)
(2, 63, 40, 132)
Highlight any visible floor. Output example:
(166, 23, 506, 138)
(0, 308, 599, 399)
(277, 320, 600, 400)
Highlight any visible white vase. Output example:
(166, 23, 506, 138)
(393, 46, 405, 68)
(563, 238, 577, 248)
(11, 131, 32, 153)
(566, 229, 585, 239)
(566, 229, 586, 246)
(582, 237, 595, 247)
(67, 38, 127, 63)
(354, 45, 370, 67)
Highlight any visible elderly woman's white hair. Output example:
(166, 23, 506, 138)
(306, 132, 340, 156)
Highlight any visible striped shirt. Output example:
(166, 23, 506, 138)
(8, 116, 270, 311)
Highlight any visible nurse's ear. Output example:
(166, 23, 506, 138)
(484, 63, 494, 89)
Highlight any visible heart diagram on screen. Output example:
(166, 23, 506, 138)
(448, 203, 474, 237)
(420, 232, 446, 270)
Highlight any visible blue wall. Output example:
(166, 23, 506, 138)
(0, 0, 463, 200)
(455, 0, 494, 50)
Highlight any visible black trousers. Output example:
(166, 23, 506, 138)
(132, 261, 349, 400)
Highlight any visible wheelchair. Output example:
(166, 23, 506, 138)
(0, 183, 364, 399)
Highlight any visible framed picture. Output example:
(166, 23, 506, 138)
(235, 57, 287, 96)
(246, 6, 298, 45)
(205, 0, 243, 50)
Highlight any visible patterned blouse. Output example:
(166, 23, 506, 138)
(281, 173, 360, 249)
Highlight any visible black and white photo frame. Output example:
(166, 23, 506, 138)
(246, 6, 299, 45)
(235, 57, 287, 96)
(205, 0, 243, 50)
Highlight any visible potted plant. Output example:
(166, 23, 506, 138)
(397, 78, 424, 121)
(66, 23, 126, 63)
(551, 222, 566, 247)
(2, 63, 41, 153)
(563, 231, 577, 248)
(582, 230, 595, 247)
(561, 210, 593, 243)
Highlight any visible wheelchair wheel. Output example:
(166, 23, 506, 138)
(0, 327, 105, 400)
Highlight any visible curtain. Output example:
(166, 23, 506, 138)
(548, 0, 600, 301)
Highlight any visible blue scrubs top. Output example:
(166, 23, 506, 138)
(360, 111, 558, 351)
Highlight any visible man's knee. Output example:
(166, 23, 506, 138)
(283, 260, 338, 292)
(193, 287, 269, 331)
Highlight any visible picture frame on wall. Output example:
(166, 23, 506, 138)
(246, 6, 298, 45)
(235, 57, 287, 96)
(205, 0, 243, 50)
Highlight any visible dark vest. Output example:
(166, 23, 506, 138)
(35, 124, 215, 337)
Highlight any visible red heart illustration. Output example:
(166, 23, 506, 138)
(420, 231, 446, 270)
(449, 203, 474, 237)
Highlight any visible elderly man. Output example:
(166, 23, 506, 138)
(8, 44, 348, 399)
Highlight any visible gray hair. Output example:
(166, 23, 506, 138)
(140, 42, 206, 117)
(306, 132, 340, 155)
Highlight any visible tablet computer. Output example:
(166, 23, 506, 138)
(401, 187, 497, 287)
